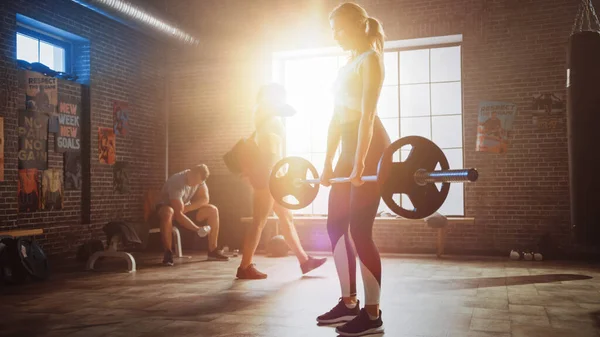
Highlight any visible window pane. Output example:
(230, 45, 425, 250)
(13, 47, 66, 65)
(40, 41, 66, 72)
(432, 115, 462, 148)
(380, 118, 399, 143)
(310, 118, 330, 153)
(402, 194, 414, 211)
(443, 148, 463, 170)
(377, 86, 399, 118)
(401, 116, 431, 139)
(16, 33, 39, 64)
(431, 46, 461, 83)
(438, 183, 464, 216)
(400, 49, 429, 84)
(431, 82, 462, 116)
(285, 116, 311, 154)
(285, 56, 338, 94)
(400, 84, 430, 117)
(401, 150, 411, 161)
(338, 55, 349, 68)
(383, 52, 398, 86)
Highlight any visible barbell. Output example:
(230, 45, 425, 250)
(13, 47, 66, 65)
(269, 136, 479, 220)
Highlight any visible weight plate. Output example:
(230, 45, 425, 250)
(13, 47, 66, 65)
(378, 136, 450, 219)
(0, 238, 28, 284)
(17, 238, 49, 281)
(269, 156, 320, 210)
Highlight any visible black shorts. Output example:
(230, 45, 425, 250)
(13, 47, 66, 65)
(153, 204, 205, 227)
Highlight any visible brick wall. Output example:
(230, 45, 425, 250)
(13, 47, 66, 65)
(166, 0, 579, 255)
(0, 0, 167, 255)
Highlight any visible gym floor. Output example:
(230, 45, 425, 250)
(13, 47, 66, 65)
(2, 253, 600, 337)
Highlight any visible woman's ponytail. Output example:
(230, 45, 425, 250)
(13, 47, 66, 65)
(366, 17, 385, 54)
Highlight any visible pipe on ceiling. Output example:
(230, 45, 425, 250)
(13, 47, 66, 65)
(71, 0, 199, 45)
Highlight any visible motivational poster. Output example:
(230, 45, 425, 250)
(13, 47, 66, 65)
(42, 169, 63, 210)
(25, 70, 57, 114)
(18, 109, 48, 170)
(476, 101, 517, 154)
(18, 168, 40, 212)
(113, 161, 130, 194)
(532, 92, 565, 130)
(64, 152, 82, 190)
(56, 96, 81, 152)
(98, 127, 116, 164)
(113, 101, 130, 136)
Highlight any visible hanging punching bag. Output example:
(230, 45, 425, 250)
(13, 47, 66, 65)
(567, 30, 600, 245)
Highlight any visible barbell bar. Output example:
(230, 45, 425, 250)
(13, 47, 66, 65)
(295, 168, 478, 186)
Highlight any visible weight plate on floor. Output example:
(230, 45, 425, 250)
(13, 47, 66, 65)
(269, 156, 320, 210)
(0, 238, 28, 284)
(17, 238, 49, 281)
(378, 136, 450, 219)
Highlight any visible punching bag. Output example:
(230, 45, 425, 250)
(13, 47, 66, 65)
(567, 31, 600, 245)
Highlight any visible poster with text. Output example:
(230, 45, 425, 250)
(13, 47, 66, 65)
(64, 152, 82, 190)
(98, 127, 116, 164)
(25, 70, 57, 115)
(42, 169, 63, 210)
(18, 169, 40, 212)
(56, 95, 81, 152)
(18, 109, 48, 169)
(475, 101, 517, 154)
(0, 117, 4, 181)
(532, 92, 565, 130)
(113, 161, 130, 194)
(532, 93, 565, 115)
(113, 101, 130, 136)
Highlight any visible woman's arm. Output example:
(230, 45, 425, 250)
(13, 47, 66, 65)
(353, 52, 384, 170)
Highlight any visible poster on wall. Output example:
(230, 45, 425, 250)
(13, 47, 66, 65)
(113, 161, 130, 194)
(98, 127, 116, 164)
(0, 117, 4, 182)
(64, 152, 82, 190)
(25, 70, 58, 115)
(532, 92, 565, 130)
(42, 169, 63, 210)
(475, 101, 517, 154)
(55, 95, 81, 152)
(113, 101, 130, 136)
(18, 109, 48, 170)
(18, 168, 40, 212)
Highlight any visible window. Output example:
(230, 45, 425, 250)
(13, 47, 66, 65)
(273, 36, 464, 217)
(16, 28, 69, 73)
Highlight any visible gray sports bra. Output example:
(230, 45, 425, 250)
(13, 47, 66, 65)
(333, 49, 376, 123)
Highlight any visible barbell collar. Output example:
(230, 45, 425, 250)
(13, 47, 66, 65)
(414, 168, 479, 186)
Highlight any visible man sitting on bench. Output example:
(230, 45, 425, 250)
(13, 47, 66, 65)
(155, 164, 229, 265)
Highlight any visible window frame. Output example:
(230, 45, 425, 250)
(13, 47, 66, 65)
(274, 38, 465, 217)
(16, 25, 72, 73)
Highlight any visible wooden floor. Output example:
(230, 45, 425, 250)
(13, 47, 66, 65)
(2, 252, 600, 337)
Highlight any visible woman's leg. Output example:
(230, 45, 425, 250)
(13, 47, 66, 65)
(272, 201, 328, 274)
(316, 180, 358, 324)
(272, 201, 308, 264)
(239, 188, 273, 269)
(328, 181, 356, 302)
(349, 182, 383, 318)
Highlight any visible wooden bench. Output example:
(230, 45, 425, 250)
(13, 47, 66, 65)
(0, 228, 44, 238)
(240, 216, 475, 257)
